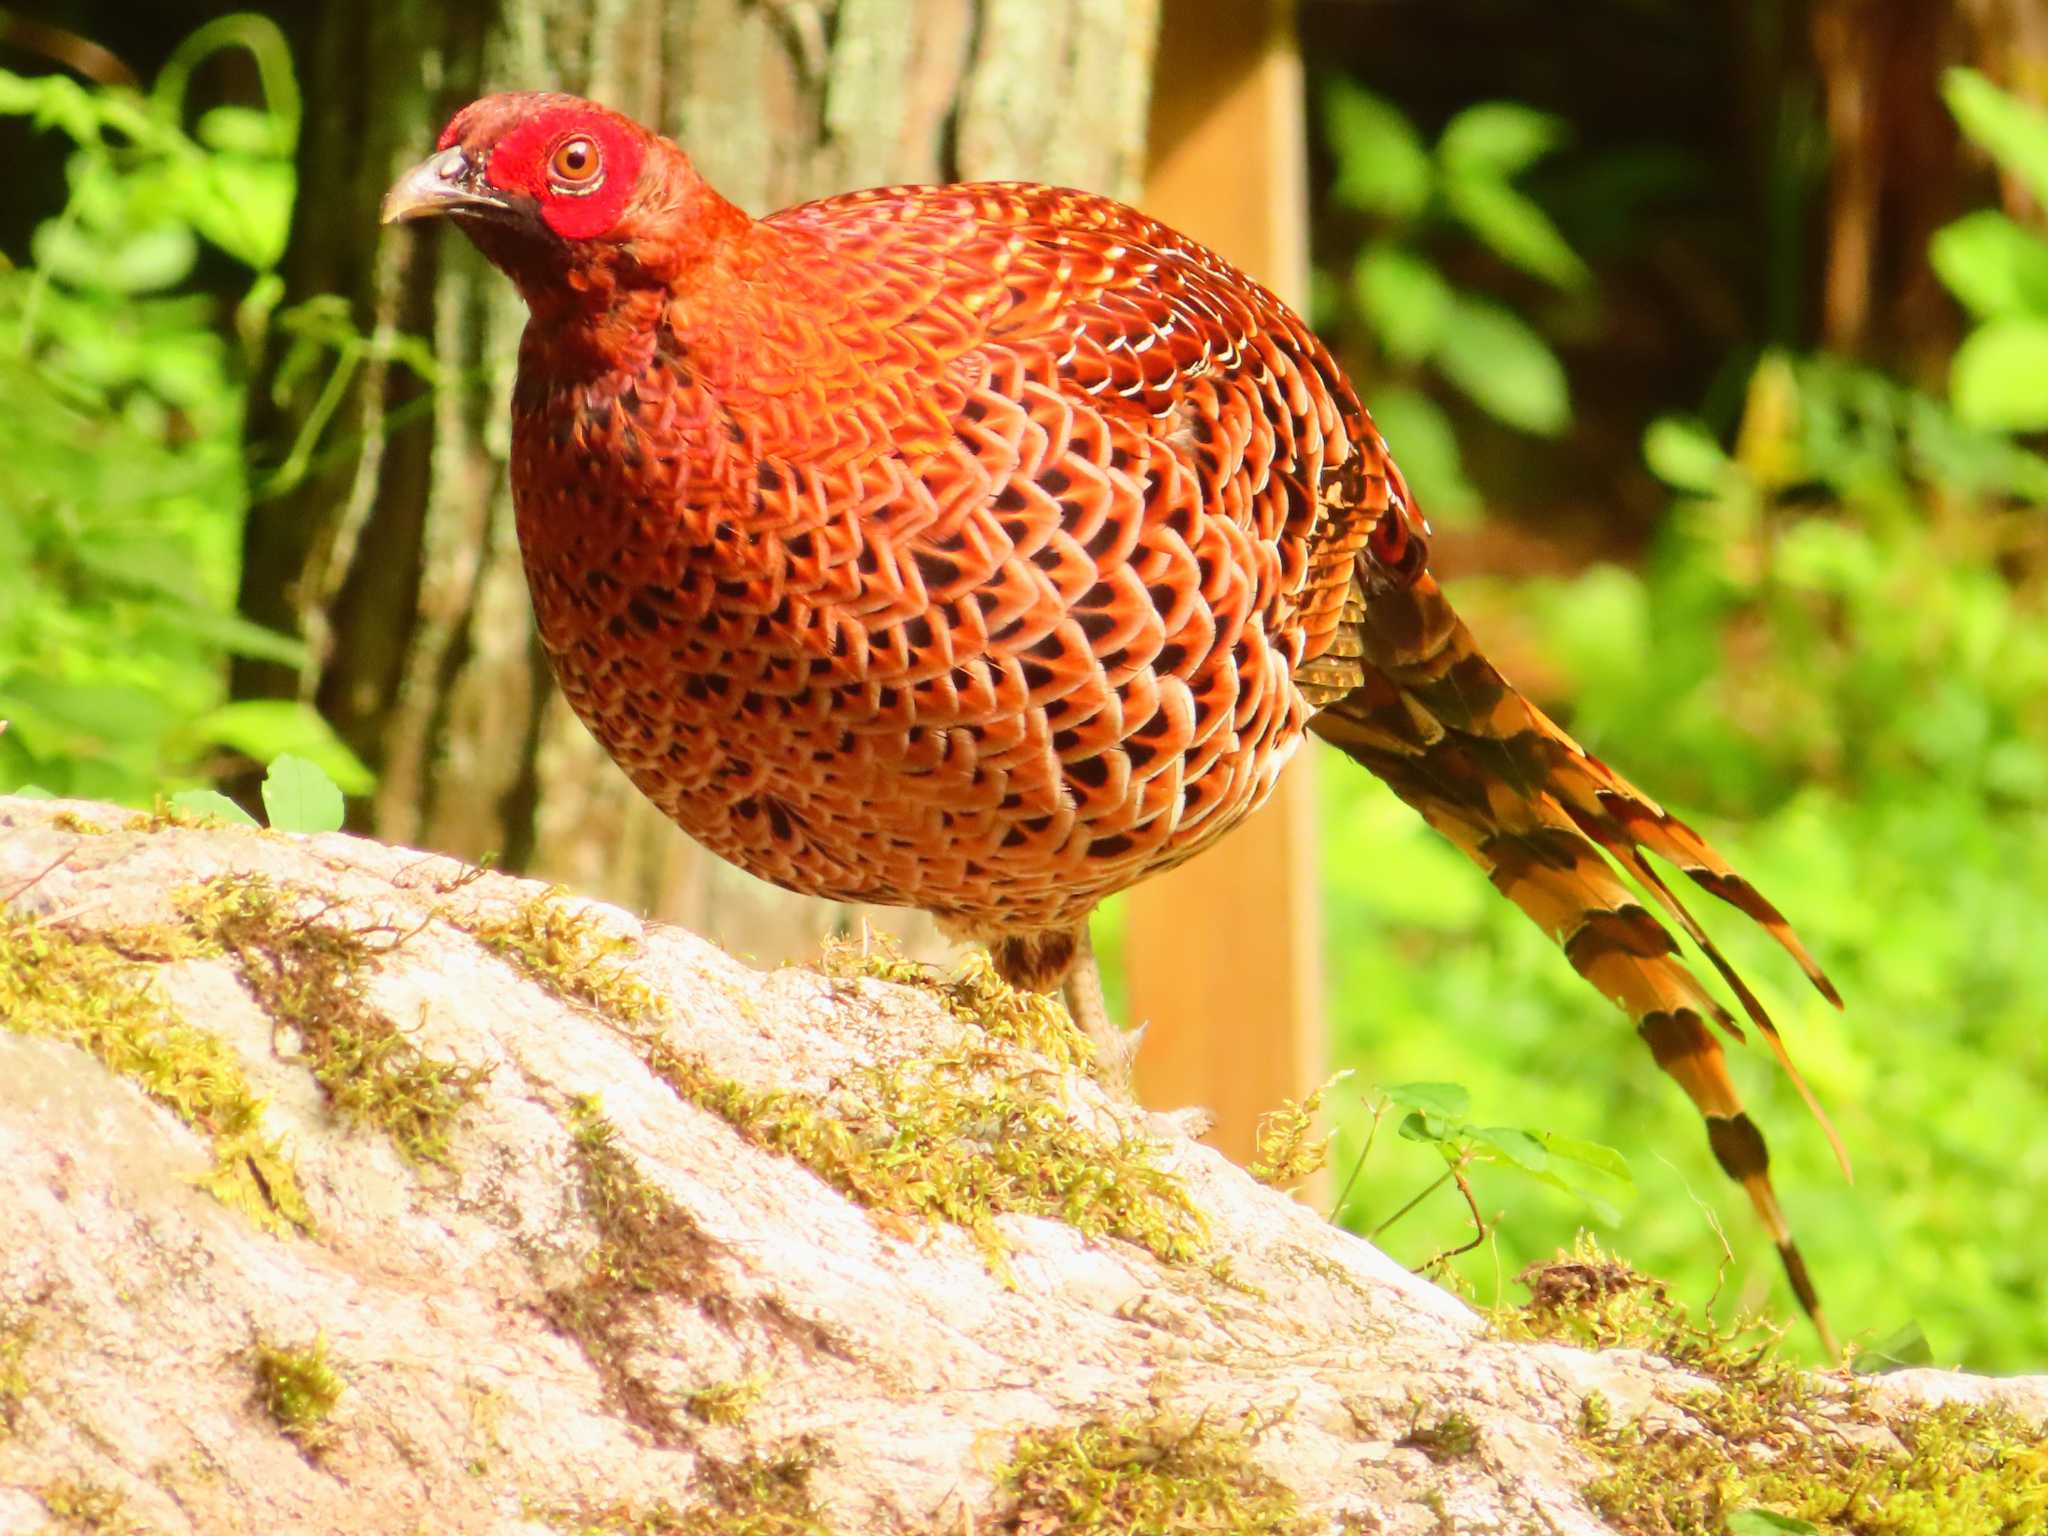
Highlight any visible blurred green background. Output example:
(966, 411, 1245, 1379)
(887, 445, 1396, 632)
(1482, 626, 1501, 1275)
(2, 1, 2044, 1373)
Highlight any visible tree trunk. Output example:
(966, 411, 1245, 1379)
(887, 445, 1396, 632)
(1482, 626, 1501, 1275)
(236, 0, 1159, 959)
(1806, 0, 2048, 372)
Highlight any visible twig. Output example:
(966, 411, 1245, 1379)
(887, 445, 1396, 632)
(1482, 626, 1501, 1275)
(1329, 1096, 1389, 1224)
(1370, 1168, 1450, 1243)
(1417, 1163, 1487, 1275)
(0, 11, 139, 87)
(2, 847, 76, 910)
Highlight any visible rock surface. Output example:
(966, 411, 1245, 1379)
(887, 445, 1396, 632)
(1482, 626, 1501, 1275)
(1, 796, 2042, 1535)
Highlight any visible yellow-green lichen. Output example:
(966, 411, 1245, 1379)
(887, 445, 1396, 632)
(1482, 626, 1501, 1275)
(0, 912, 310, 1234)
(994, 1411, 1310, 1534)
(541, 1441, 830, 1535)
(469, 892, 1207, 1281)
(189, 874, 488, 1165)
(251, 1333, 344, 1450)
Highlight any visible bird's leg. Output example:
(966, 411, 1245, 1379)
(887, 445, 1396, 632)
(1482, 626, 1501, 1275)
(985, 924, 1146, 1098)
(1062, 924, 1145, 1099)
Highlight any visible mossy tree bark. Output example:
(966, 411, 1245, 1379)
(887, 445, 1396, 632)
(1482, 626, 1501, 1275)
(236, 0, 1158, 955)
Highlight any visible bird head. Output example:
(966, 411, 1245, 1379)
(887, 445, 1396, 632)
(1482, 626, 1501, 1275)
(383, 93, 745, 308)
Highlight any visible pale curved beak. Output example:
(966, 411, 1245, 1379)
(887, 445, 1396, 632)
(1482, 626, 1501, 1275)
(380, 147, 510, 225)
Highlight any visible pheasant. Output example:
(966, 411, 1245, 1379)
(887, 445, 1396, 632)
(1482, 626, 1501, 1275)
(384, 92, 1849, 1348)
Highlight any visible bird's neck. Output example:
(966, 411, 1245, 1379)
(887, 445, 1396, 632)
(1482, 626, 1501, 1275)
(515, 211, 791, 393)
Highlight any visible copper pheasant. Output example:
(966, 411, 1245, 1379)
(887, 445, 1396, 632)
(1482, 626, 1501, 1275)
(384, 92, 1849, 1346)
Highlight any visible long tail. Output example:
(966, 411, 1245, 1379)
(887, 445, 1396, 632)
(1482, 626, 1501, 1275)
(1307, 565, 1847, 1353)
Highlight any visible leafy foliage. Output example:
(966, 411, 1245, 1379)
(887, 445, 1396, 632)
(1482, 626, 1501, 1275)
(0, 20, 367, 807)
(169, 752, 346, 832)
(1326, 349, 2048, 1371)
(1938, 70, 2048, 430)
(1318, 79, 1587, 517)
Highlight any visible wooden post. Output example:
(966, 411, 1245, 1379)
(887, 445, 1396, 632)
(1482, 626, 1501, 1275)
(1128, 0, 1325, 1181)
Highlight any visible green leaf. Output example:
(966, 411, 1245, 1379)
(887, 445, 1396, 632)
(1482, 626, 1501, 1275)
(1468, 1126, 1549, 1174)
(1434, 297, 1572, 436)
(1951, 317, 2048, 431)
(1365, 387, 1481, 524)
(1851, 1322, 1935, 1376)
(193, 700, 374, 793)
(1384, 1082, 1472, 1121)
(1323, 79, 1432, 219)
(1442, 176, 1590, 290)
(1943, 68, 2048, 210)
(1353, 244, 1454, 362)
(1538, 1134, 1634, 1186)
(1726, 1512, 1821, 1536)
(168, 607, 311, 668)
(1931, 210, 2048, 319)
(196, 104, 292, 157)
(1643, 416, 1735, 495)
(8, 784, 57, 800)
(170, 788, 260, 828)
(1, 678, 176, 746)
(260, 753, 344, 834)
(33, 218, 198, 296)
(1396, 1110, 1459, 1147)
(192, 158, 295, 269)
(1437, 102, 1571, 181)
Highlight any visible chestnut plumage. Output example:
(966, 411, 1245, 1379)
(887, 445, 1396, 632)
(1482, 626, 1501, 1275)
(389, 92, 1848, 1349)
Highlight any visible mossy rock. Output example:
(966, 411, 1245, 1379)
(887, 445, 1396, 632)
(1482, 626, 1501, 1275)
(1, 796, 2041, 1535)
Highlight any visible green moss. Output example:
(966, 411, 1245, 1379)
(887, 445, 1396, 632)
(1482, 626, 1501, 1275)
(684, 1378, 764, 1427)
(1494, 1235, 1781, 1375)
(1398, 1405, 1481, 1464)
(542, 1442, 831, 1535)
(0, 911, 310, 1234)
(189, 873, 488, 1165)
(36, 1480, 153, 1534)
(465, 890, 662, 1027)
(1580, 1388, 1613, 1437)
(547, 1095, 724, 1444)
(0, 1312, 33, 1437)
(1584, 1383, 2047, 1535)
(469, 891, 1207, 1282)
(1505, 1242, 2048, 1534)
(994, 1411, 1310, 1534)
(560, 1093, 726, 1301)
(642, 1035, 1207, 1283)
(815, 937, 1090, 1072)
(251, 1333, 345, 1449)
(1247, 1072, 1346, 1189)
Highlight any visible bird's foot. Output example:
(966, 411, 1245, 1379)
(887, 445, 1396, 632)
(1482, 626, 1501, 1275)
(1061, 941, 1144, 1100)
(1150, 1103, 1215, 1141)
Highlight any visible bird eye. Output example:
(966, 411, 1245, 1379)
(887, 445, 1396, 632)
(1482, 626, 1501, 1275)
(549, 136, 602, 190)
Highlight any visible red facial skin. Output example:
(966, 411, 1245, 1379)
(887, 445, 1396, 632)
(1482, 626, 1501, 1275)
(412, 92, 1847, 1343)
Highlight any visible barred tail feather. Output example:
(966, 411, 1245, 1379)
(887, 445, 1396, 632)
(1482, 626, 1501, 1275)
(1309, 568, 1845, 1353)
